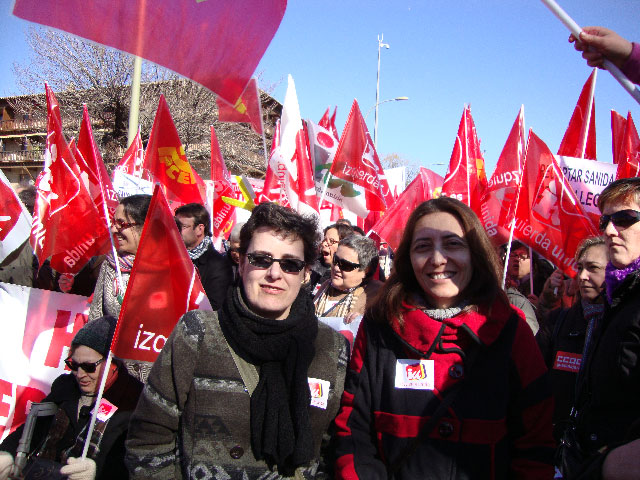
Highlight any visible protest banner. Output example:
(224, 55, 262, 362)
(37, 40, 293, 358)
(112, 170, 153, 198)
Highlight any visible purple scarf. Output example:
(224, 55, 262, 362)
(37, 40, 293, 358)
(604, 256, 640, 303)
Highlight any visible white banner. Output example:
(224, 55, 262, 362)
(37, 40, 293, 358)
(112, 170, 154, 198)
(0, 283, 89, 441)
(318, 315, 362, 352)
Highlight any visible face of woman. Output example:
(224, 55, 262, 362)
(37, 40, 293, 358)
(331, 245, 366, 291)
(70, 345, 106, 395)
(601, 200, 640, 269)
(576, 244, 608, 302)
(410, 212, 472, 309)
(507, 247, 531, 280)
(321, 228, 340, 265)
(111, 204, 143, 255)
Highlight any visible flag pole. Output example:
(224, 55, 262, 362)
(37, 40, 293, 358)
(539, 0, 640, 105)
(81, 351, 113, 459)
(127, 56, 143, 148)
(580, 69, 597, 159)
(255, 79, 269, 167)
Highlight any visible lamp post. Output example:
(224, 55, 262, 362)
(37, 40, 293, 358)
(365, 97, 409, 121)
(375, 34, 389, 149)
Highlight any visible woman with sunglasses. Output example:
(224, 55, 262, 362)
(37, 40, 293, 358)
(562, 178, 640, 478)
(0, 316, 143, 480)
(314, 235, 382, 324)
(307, 223, 355, 293)
(333, 197, 554, 479)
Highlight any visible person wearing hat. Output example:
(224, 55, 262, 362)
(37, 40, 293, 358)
(0, 316, 143, 480)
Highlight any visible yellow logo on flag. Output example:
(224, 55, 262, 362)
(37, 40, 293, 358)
(158, 146, 195, 185)
(475, 158, 487, 183)
(234, 97, 247, 115)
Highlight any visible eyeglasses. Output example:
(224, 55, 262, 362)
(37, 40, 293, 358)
(599, 209, 640, 231)
(333, 254, 361, 272)
(509, 253, 529, 261)
(322, 237, 339, 246)
(64, 357, 104, 373)
(175, 219, 195, 231)
(111, 217, 139, 232)
(246, 253, 306, 274)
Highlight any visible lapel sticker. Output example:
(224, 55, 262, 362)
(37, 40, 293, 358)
(395, 359, 435, 390)
(309, 377, 330, 409)
(553, 351, 582, 373)
(96, 398, 118, 422)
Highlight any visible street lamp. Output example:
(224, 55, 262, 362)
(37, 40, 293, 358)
(375, 33, 390, 149)
(365, 96, 409, 121)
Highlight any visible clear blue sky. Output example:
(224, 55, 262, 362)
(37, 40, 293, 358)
(2, 1, 639, 178)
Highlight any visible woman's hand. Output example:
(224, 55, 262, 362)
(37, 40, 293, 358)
(0, 452, 13, 480)
(602, 438, 640, 479)
(344, 313, 363, 325)
(60, 457, 96, 480)
(569, 26, 633, 69)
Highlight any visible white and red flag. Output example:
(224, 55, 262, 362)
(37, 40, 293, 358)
(512, 131, 598, 276)
(110, 185, 211, 364)
(216, 78, 264, 136)
(307, 107, 341, 214)
(480, 106, 527, 245)
(611, 110, 627, 165)
(31, 85, 110, 274)
(114, 129, 147, 180)
(441, 105, 488, 219)
(0, 170, 32, 262)
(210, 125, 236, 239)
(325, 100, 393, 218)
(370, 167, 444, 252)
(143, 95, 205, 209)
(557, 70, 597, 160)
(614, 112, 640, 180)
(265, 75, 318, 215)
(13, 0, 286, 106)
(257, 119, 283, 205)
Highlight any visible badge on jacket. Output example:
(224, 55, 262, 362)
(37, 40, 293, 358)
(395, 359, 435, 390)
(309, 377, 330, 409)
(553, 351, 582, 373)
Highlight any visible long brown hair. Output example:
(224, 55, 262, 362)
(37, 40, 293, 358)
(369, 197, 508, 325)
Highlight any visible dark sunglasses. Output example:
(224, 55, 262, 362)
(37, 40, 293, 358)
(110, 217, 139, 232)
(599, 209, 640, 232)
(333, 254, 361, 272)
(64, 357, 104, 373)
(246, 253, 306, 274)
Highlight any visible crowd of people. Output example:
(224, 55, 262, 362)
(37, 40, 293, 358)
(0, 25, 639, 480)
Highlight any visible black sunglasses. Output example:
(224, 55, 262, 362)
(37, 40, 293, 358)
(64, 357, 104, 373)
(246, 253, 306, 273)
(333, 254, 361, 272)
(599, 209, 640, 232)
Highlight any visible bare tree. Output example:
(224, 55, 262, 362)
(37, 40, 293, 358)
(381, 153, 419, 186)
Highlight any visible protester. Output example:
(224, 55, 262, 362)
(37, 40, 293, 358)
(314, 235, 382, 323)
(505, 241, 554, 305)
(334, 197, 554, 479)
(174, 203, 233, 309)
(226, 221, 245, 282)
(565, 178, 640, 478)
(505, 285, 539, 335)
(536, 236, 608, 442)
(125, 202, 349, 479)
(569, 27, 640, 84)
(307, 222, 354, 293)
(0, 316, 143, 480)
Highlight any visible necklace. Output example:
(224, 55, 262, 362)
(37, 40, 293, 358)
(422, 299, 470, 320)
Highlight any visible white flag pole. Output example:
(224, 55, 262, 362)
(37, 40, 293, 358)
(580, 69, 597, 159)
(81, 351, 113, 459)
(539, 0, 640, 105)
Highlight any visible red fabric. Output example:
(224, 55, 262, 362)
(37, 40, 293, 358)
(143, 95, 205, 208)
(31, 85, 109, 274)
(611, 109, 627, 165)
(210, 125, 236, 238)
(111, 185, 207, 363)
(441, 106, 488, 219)
(257, 119, 282, 204)
(615, 112, 640, 180)
(334, 454, 358, 480)
(0, 178, 22, 241)
(318, 106, 339, 140)
(114, 129, 148, 180)
(513, 131, 598, 276)
(13, 0, 286, 105)
(330, 100, 393, 212)
(480, 107, 526, 246)
(557, 70, 597, 160)
(370, 167, 444, 252)
(216, 78, 263, 135)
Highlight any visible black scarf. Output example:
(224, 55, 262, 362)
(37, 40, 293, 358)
(218, 286, 318, 475)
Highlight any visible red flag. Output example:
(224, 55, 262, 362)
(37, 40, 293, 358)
(143, 95, 205, 208)
(557, 70, 597, 160)
(371, 168, 444, 251)
(258, 119, 285, 205)
(111, 185, 210, 363)
(307, 115, 340, 212)
(615, 112, 640, 180)
(611, 110, 627, 165)
(210, 125, 236, 239)
(216, 78, 263, 136)
(442, 106, 488, 219)
(13, 0, 286, 105)
(0, 169, 32, 262)
(480, 106, 527, 245)
(31, 85, 110, 274)
(328, 100, 393, 217)
(318, 106, 339, 140)
(513, 131, 598, 276)
(114, 129, 148, 180)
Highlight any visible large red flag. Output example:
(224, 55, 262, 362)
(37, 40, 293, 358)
(441, 105, 488, 219)
(611, 110, 627, 165)
(615, 112, 640, 180)
(257, 119, 284, 205)
(216, 78, 263, 135)
(307, 111, 341, 213)
(0, 169, 32, 262)
(31, 85, 110, 274)
(327, 100, 393, 218)
(110, 185, 211, 363)
(480, 106, 527, 245)
(370, 167, 444, 251)
(13, 0, 286, 105)
(512, 131, 598, 276)
(557, 70, 597, 160)
(143, 95, 205, 208)
(210, 125, 236, 239)
(114, 129, 148, 180)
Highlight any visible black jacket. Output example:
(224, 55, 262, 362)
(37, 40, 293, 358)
(192, 244, 233, 310)
(1, 365, 143, 480)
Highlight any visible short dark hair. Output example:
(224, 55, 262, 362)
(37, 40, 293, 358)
(120, 194, 152, 228)
(370, 197, 508, 325)
(240, 203, 320, 264)
(339, 234, 379, 278)
(174, 203, 211, 236)
(598, 177, 640, 213)
(324, 223, 354, 240)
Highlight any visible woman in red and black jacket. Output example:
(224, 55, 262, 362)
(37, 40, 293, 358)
(333, 197, 555, 480)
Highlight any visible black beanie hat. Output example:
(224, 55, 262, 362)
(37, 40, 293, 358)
(72, 316, 117, 356)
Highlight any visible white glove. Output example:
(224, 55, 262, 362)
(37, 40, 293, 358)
(0, 452, 13, 480)
(60, 457, 96, 480)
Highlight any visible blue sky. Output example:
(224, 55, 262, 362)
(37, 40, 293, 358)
(2, 1, 639, 178)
